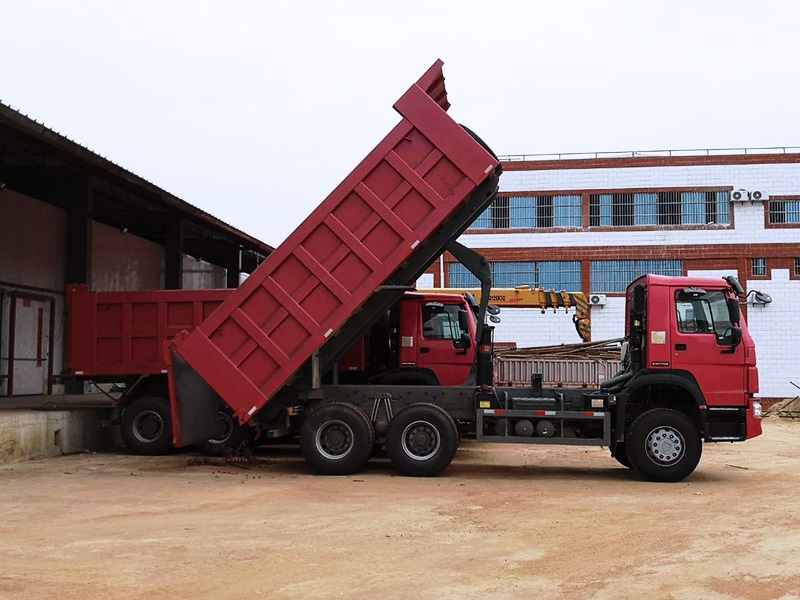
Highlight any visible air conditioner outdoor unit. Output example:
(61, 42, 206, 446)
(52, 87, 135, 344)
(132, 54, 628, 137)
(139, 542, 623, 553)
(731, 189, 749, 202)
(750, 190, 768, 201)
(589, 294, 607, 307)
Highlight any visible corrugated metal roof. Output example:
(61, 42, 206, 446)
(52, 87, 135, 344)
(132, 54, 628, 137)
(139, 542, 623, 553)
(0, 100, 273, 254)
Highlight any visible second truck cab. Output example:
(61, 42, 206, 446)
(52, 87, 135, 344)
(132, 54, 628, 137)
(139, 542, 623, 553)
(338, 292, 478, 386)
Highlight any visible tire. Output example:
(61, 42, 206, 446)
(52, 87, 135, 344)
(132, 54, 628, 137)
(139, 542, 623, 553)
(120, 396, 173, 456)
(625, 408, 702, 482)
(611, 443, 632, 469)
(299, 403, 375, 475)
(198, 409, 256, 456)
(385, 403, 459, 477)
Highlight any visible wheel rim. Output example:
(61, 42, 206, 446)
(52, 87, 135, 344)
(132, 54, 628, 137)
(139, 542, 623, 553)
(208, 412, 234, 444)
(132, 410, 164, 444)
(315, 420, 354, 460)
(645, 426, 685, 466)
(401, 420, 441, 461)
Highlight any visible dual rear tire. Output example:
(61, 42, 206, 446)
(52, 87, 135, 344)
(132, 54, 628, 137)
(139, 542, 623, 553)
(300, 402, 459, 477)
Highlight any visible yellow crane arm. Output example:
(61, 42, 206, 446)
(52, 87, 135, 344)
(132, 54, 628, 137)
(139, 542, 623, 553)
(418, 287, 591, 343)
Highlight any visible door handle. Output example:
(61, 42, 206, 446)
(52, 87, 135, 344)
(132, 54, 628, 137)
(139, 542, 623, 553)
(420, 347, 430, 353)
(675, 344, 687, 351)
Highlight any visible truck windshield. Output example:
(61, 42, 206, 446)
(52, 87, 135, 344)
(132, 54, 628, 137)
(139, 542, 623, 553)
(422, 305, 464, 341)
(675, 291, 732, 339)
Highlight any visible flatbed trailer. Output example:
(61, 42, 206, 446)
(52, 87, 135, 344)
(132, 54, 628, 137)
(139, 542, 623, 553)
(164, 60, 762, 482)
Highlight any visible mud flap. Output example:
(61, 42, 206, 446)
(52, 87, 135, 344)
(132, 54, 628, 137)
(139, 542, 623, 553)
(167, 349, 223, 447)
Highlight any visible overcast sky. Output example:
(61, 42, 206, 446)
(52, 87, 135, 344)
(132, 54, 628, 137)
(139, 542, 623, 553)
(3, 1, 799, 246)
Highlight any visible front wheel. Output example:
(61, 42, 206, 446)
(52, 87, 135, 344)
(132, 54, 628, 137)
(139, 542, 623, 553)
(625, 408, 702, 482)
(385, 403, 459, 477)
(300, 403, 375, 475)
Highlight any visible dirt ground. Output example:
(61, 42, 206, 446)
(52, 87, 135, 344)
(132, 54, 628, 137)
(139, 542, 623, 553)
(1, 418, 799, 600)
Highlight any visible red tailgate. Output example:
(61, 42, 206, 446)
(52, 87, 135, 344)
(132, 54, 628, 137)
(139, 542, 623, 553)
(170, 60, 499, 432)
(67, 285, 232, 376)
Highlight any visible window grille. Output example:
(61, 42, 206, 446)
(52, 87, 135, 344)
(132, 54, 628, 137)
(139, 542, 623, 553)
(751, 258, 766, 277)
(590, 260, 683, 293)
(768, 199, 800, 224)
(589, 191, 729, 227)
(795, 257, 800, 276)
(468, 195, 582, 229)
(449, 261, 582, 289)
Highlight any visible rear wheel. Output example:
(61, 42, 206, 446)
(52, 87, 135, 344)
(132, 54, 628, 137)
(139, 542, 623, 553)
(385, 403, 459, 477)
(120, 396, 173, 455)
(300, 403, 375, 475)
(625, 408, 702, 482)
(198, 408, 256, 456)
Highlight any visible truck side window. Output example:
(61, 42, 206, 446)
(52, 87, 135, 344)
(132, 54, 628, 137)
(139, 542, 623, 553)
(422, 305, 463, 342)
(675, 292, 732, 340)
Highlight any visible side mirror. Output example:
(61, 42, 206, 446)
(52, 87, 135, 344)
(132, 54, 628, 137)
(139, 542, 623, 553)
(727, 297, 740, 325)
(458, 309, 470, 331)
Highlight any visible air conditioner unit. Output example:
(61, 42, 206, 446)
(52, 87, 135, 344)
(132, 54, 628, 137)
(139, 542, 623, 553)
(750, 190, 768, 202)
(731, 189, 749, 202)
(589, 294, 607, 307)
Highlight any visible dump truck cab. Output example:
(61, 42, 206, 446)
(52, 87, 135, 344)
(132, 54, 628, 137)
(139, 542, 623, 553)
(610, 274, 762, 445)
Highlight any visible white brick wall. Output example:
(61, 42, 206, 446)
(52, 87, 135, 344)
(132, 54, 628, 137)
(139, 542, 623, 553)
(588, 298, 627, 342)
(462, 161, 800, 249)
(456, 157, 800, 399)
(744, 269, 800, 399)
(491, 308, 585, 348)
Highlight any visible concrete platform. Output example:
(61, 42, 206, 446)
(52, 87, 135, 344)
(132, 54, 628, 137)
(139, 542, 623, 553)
(0, 394, 118, 464)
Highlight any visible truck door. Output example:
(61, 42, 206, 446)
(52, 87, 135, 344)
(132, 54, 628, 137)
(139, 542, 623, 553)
(670, 289, 746, 406)
(416, 302, 474, 386)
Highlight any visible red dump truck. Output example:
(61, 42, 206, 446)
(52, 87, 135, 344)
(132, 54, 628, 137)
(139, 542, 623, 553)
(66, 284, 487, 454)
(66, 61, 762, 482)
(157, 60, 762, 482)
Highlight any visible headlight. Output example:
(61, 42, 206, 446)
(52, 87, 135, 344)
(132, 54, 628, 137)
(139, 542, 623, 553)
(752, 401, 762, 418)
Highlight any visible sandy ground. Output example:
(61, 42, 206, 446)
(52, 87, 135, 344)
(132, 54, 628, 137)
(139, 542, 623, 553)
(1, 418, 799, 600)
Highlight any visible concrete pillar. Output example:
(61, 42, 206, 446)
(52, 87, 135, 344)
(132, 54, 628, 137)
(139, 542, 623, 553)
(164, 215, 183, 290)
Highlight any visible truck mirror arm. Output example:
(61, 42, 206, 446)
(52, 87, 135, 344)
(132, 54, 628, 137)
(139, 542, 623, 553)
(444, 240, 493, 343)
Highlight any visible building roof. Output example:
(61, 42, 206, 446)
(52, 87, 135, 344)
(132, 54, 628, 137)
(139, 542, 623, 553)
(0, 100, 273, 270)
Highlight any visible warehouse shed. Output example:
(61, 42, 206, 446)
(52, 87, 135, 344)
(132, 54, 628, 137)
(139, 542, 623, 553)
(0, 102, 273, 396)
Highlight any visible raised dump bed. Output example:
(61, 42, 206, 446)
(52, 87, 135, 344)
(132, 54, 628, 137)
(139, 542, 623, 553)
(168, 60, 501, 445)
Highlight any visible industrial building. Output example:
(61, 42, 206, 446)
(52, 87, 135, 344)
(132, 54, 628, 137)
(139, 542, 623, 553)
(0, 102, 273, 398)
(440, 148, 800, 401)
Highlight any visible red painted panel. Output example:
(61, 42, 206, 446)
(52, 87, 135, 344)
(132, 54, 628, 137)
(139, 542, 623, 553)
(170, 60, 499, 425)
(67, 285, 231, 376)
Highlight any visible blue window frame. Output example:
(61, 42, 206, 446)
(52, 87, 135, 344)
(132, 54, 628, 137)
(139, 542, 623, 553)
(769, 199, 800, 224)
(468, 195, 582, 229)
(590, 260, 683, 293)
(590, 191, 730, 227)
(449, 261, 582, 289)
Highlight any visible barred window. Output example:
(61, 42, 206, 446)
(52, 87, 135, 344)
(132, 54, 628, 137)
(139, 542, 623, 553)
(795, 258, 800, 276)
(589, 191, 730, 227)
(468, 195, 582, 229)
(768, 199, 800, 224)
(752, 258, 766, 277)
(591, 260, 683, 293)
(449, 261, 582, 290)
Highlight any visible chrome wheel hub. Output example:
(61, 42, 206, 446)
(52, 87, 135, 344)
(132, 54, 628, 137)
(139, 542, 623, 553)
(645, 426, 685, 466)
